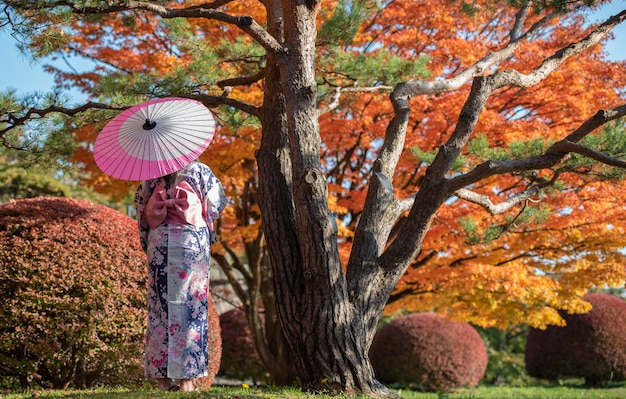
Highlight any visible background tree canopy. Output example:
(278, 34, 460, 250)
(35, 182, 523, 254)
(1, 0, 626, 396)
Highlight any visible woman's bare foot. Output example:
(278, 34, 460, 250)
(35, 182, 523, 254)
(157, 378, 175, 391)
(179, 379, 196, 392)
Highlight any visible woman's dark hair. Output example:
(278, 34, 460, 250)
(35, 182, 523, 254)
(163, 161, 195, 187)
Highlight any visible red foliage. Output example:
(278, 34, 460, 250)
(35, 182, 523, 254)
(525, 293, 626, 386)
(369, 312, 487, 392)
(0, 197, 147, 389)
(0, 197, 222, 389)
(218, 308, 268, 384)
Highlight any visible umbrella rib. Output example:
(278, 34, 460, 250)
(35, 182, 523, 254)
(164, 128, 206, 157)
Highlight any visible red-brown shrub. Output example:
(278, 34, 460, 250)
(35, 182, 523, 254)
(525, 292, 626, 386)
(369, 312, 488, 392)
(196, 293, 222, 390)
(218, 308, 268, 384)
(0, 197, 222, 389)
(0, 197, 147, 389)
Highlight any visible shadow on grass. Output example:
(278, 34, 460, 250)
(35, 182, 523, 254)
(2, 386, 292, 399)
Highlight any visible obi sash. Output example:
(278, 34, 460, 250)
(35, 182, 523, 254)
(145, 181, 205, 229)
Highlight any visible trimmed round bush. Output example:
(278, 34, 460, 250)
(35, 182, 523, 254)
(0, 197, 222, 389)
(525, 292, 626, 386)
(218, 308, 268, 384)
(369, 312, 487, 392)
(0, 197, 146, 389)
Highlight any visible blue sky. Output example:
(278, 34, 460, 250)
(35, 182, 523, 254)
(1, 1, 624, 101)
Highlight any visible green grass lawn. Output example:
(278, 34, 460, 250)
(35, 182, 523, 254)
(2, 384, 625, 399)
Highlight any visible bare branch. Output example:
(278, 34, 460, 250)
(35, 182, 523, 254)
(490, 9, 626, 90)
(0, 93, 261, 139)
(222, 240, 254, 283)
(3, 0, 167, 14)
(455, 186, 541, 215)
(431, 10, 626, 192)
(212, 252, 250, 307)
(318, 87, 341, 115)
(185, 0, 236, 10)
(346, 95, 412, 280)
(317, 85, 392, 115)
(510, 4, 530, 42)
(560, 104, 626, 143)
(392, 8, 626, 100)
(0, 101, 126, 135)
(391, 7, 559, 100)
(375, 96, 411, 179)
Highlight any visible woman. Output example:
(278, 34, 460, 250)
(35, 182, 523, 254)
(134, 160, 226, 392)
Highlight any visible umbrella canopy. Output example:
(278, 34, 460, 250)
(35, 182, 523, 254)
(94, 97, 216, 181)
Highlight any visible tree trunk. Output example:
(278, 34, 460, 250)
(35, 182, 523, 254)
(256, 0, 399, 396)
(258, 251, 299, 385)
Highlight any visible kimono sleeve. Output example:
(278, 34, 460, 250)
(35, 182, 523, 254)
(199, 166, 227, 244)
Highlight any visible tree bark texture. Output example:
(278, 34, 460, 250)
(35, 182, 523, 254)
(256, 0, 398, 396)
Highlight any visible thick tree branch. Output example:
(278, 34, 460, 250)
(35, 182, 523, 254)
(347, 94, 411, 263)
(398, 194, 416, 214)
(489, 9, 626, 91)
(350, 7, 563, 265)
(350, 6, 626, 280)
(185, 0, 235, 10)
(509, 4, 530, 41)
(560, 104, 626, 143)
(375, 97, 411, 179)
(217, 69, 266, 90)
(392, 8, 626, 100)
(446, 103, 626, 192)
(4, 0, 286, 55)
(391, 7, 557, 100)
(436, 12, 626, 193)
(550, 140, 626, 168)
(375, 8, 626, 292)
(346, 94, 413, 341)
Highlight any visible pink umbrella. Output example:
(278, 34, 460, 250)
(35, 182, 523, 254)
(94, 97, 216, 181)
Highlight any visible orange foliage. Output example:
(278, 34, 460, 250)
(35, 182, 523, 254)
(321, 1, 626, 327)
(387, 177, 626, 328)
(52, 0, 626, 328)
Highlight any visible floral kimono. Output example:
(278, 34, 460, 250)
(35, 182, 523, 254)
(134, 162, 226, 380)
